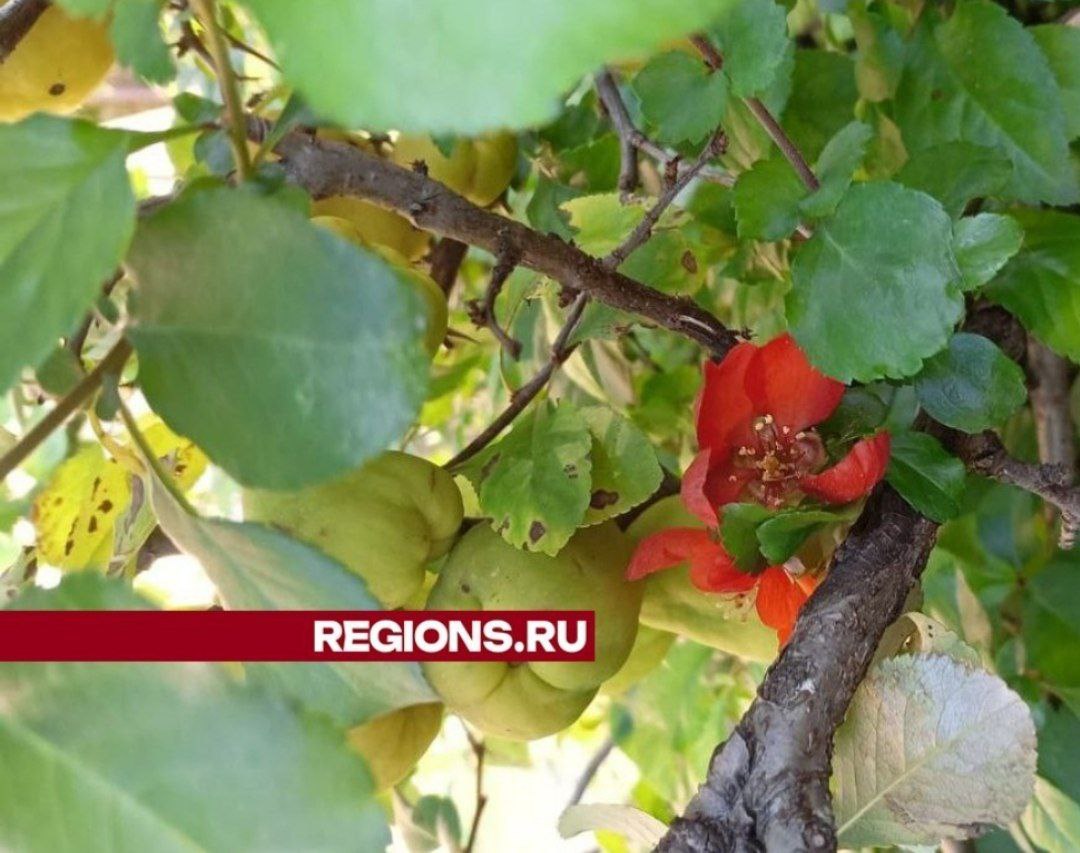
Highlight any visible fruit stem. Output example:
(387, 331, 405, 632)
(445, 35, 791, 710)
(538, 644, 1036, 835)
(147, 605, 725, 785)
(192, 0, 253, 181)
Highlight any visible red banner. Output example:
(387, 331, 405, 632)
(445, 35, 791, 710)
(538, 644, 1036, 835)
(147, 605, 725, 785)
(0, 611, 595, 662)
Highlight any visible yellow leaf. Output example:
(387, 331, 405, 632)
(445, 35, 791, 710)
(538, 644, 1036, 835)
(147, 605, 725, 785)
(138, 416, 208, 491)
(32, 445, 131, 570)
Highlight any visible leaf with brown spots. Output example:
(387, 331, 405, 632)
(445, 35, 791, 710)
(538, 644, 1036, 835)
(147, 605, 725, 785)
(32, 445, 131, 570)
(580, 406, 662, 525)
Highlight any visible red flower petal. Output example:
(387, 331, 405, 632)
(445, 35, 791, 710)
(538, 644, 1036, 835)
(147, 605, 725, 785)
(687, 539, 758, 594)
(626, 528, 714, 581)
(800, 432, 892, 505)
(745, 333, 844, 433)
(696, 342, 757, 457)
(681, 449, 719, 526)
(681, 450, 756, 525)
(755, 565, 810, 645)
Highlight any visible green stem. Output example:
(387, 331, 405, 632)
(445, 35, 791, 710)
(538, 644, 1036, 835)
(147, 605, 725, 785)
(117, 399, 196, 514)
(192, 0, 253, 181)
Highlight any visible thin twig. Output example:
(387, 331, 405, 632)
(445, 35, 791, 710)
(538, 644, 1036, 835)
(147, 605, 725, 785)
(567, 735, 617, 808)
(595, 68, 733, 189)
(605, 128, 727, 269)
(953, 430, 1080, 549)
(192, 0, 252, 180)
(0, 0, 47, 62)
(0, 338, 132, 482)
(446, 292, 588, 469)
(445, 128, 728, 469)
(463, 732, 487, 853)
(691, 34, 821, 193)
(595, 69, 640, 196)
(475, 235, 523, 359)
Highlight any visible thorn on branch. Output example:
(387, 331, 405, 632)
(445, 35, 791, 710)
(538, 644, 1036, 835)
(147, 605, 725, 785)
(477, 234, 524, 359)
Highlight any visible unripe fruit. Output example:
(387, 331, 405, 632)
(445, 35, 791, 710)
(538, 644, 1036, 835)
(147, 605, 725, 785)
(0, 4, 113, 121)
(311, 196, 429, 262)
(599, 624, 674, 697)
(423, 523, 642, 740)
(391, 133, 517, 207)
(346, 702, 443, 790)
(311, 215, 447, 355)
(627, 496, 777, 663)
(242, 452, 464, 608)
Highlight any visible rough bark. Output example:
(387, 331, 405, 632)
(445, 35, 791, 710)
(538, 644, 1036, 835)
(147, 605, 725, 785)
(657, 486, 939, 852)
(256, 123, 740, 358)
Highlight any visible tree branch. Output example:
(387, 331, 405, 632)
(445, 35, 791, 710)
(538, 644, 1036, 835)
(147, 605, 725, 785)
(192, 0, 252, 181)
(443, 128, 730, 469)
(952, 430, 1080, 549)
(690, 34, 820, 193)
(658, 486, 939, 851)
(0, 338, 132, 482)
(257, 123, 739, 358)
(595, 68, 734, 189)
(1027, 338, 1076, 481)
(0, 0, 47, 62)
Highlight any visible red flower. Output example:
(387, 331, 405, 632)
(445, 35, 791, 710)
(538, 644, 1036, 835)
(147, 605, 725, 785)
(627, 333, 891, 644)
(685, 333, 891, 525)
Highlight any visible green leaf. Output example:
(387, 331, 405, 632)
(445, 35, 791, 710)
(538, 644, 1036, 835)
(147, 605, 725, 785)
(127, 184, 428, 490)
(0, 116, 134, 394)
(708, 0, 790, 98)
(242, 0, 732, 133)
(782, 50, 858, 161)
(463, 401, 593, 555)
(893, 0, 1079, 205)
(850, 1, 904, 102)
(799, 120, 873, 219)
(1032, 25, 1080, 139)
(147, 466, 437, 728)
(787, 181, 962, 382)
(886, 431, 966, 522)
(914, 333, 1027, 432)
(109, 0, 174, 83)
(1022, 556, 1080, 709)
(894, 141, 1012, 219)
(952, 213, 1023, 290)
(1020, 777, 1080, 853)
(984, 209, 1080, 361)
(632, 51, 728, 146)
(720, 503, 772, 572)
(833, 654, 1036, 847)
(580, 407, 663, 525)
(562, 193, 704, 294)
(0, 576, 389, 852)
(733, 157, 804, 240)
(756, 508, 852, 565)
(52, 0, 174, 83)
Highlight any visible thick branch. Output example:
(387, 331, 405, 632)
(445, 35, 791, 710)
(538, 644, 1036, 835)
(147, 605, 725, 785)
(659, 487, 939, 852)
(1027, 338, 1076, 477)
(0, 0, 47, 61)
(260, 125, 738, 358)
